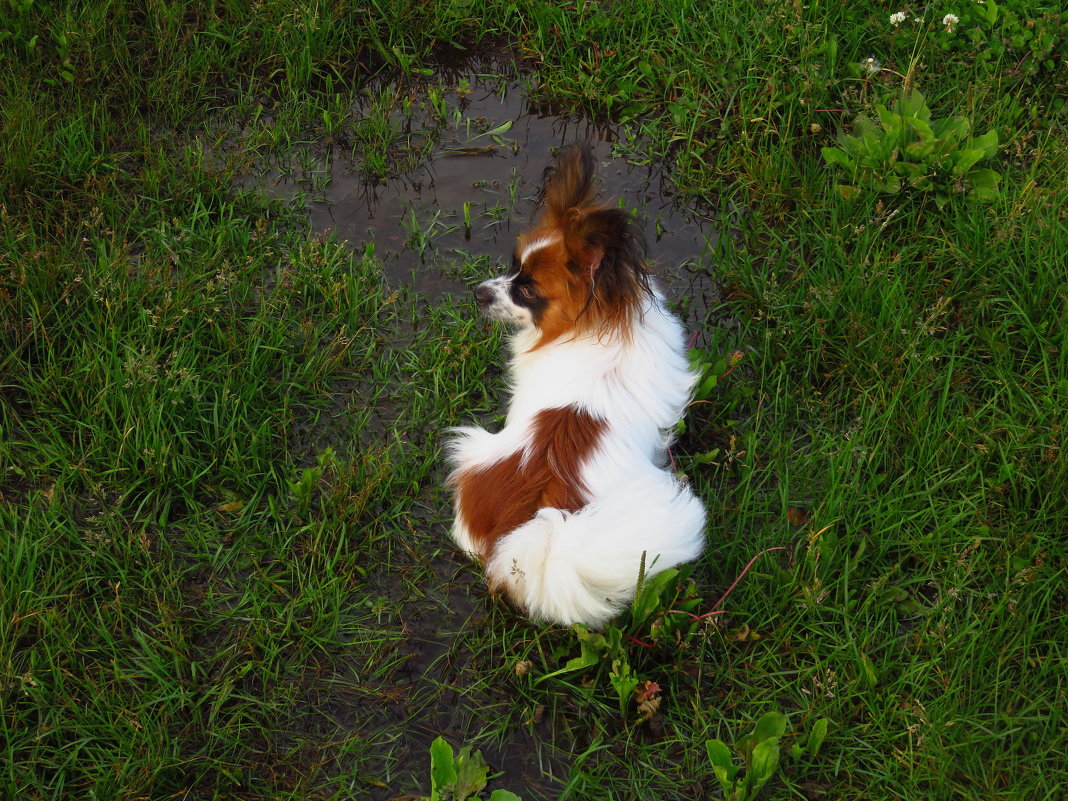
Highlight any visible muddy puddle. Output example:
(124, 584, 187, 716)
(236, 60, 724, 798)
(243, 63, 721, 325)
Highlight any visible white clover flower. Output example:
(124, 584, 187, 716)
(943, 13, 960, 32)
(861, 56, 883, 75)
(890, 11, 908, 26)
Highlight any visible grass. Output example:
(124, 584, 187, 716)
(2, 1, 1065, 799)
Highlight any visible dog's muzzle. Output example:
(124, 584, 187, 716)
(471, 276, 532, 326)
(474, 283, 494, 309)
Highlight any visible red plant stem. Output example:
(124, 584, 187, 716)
(629, 547, 787, 648)
(668, 608, 726, 618)
(689, 546, 787, 622)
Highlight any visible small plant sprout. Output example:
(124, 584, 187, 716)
(530, 544, 786, 722)
(706, 712, 788, 801)
(424, 737, 521, 801)
(706, 713, 832, 801)
(791, 717, 832, 761)
(531, 562, 705, 720)
(287, 447, 336, 518)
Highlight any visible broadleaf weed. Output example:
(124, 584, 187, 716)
(706, 712, 832, 800)
(822, 89, 1001, 207)
(424, 737, 521, 801)
(534, 563, 708, 720)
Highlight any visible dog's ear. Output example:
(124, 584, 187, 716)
(564, 207, 646, 281)
(542, 144, 597, 224)
(541, 143, 651, 311)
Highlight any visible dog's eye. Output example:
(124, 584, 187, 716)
(519, 284, 535, 299)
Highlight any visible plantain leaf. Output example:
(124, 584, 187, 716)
(429, 737, 457, 800)
(970, 128, 999, 158)
(453, 746, 490, 800)
(749, 738, 782, 791)
(969, 168, 1002, 200)
(952, 148, 988, 175)
(821, 147, 857, 172)
(706, 739, 740, 792)
(752, 711, 788, 744)
(806, 718, 831, 757)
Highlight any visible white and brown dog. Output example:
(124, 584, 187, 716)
(447, 144, 706, 627)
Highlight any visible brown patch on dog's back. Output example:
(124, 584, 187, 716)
(453, 405, 606, 560)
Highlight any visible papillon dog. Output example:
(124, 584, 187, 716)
(447, 144, 706, 627)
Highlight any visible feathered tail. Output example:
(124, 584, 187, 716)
(484, 474, 706, 627)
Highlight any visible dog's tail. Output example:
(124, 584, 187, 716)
(484, 475, 706, 627)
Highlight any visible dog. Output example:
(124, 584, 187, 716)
(447, 144, 706, 627)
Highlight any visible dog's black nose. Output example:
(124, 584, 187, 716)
(474, 285, 494, 308)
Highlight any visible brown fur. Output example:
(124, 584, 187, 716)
(517, 237, 587, 346)
(522, 144, 652, 349)
(453, 405, 606, 563)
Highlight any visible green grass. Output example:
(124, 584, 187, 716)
(2, 1, 1065, 799)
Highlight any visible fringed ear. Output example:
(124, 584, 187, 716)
(562, 207, 600, 275)
(582, 247, 605, 277)
(541, 144, 598, 224)
(565, 208, 645, 274)
(529, 144, 653, 337)
(565, 206, 651, 307)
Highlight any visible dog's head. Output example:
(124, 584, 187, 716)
(474, 144, 651, 347)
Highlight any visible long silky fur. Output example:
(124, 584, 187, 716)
(447, 144, 707, 627)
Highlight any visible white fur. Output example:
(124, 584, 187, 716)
(519, 234, 561, 263)
(475, 275, 532, 326)
(448, 288, 706, 628)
